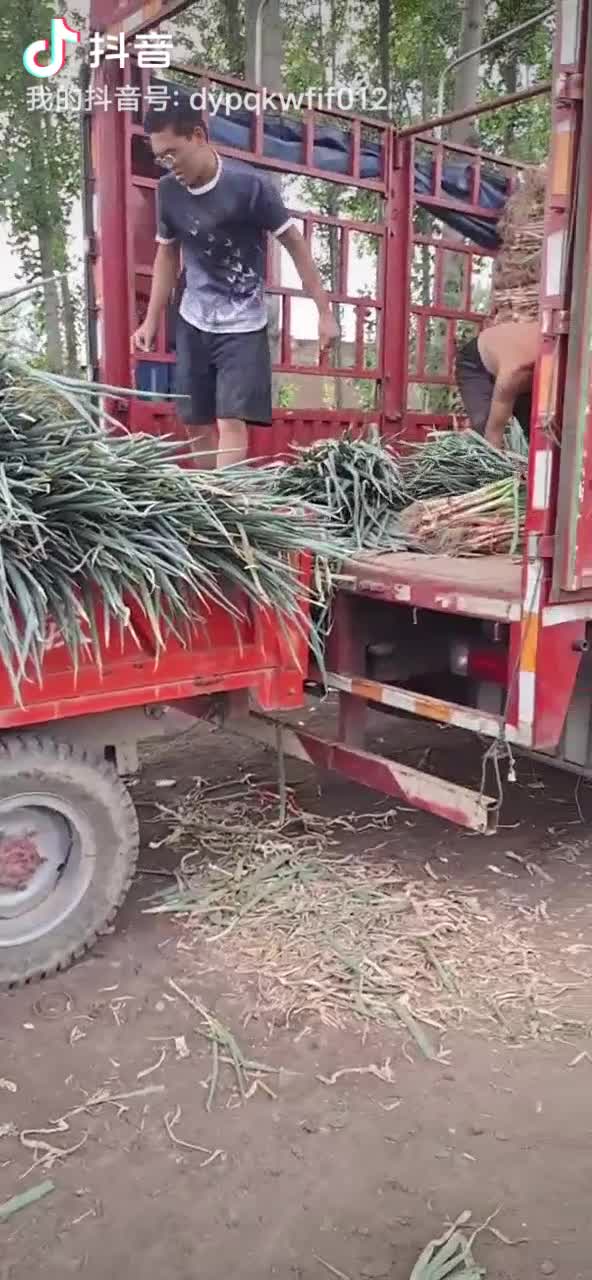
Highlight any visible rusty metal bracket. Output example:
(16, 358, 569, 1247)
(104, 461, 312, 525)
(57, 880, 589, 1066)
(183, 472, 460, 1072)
(240, 713, 499, 834)
(536, 534, 556, 559)
(556, 71, 584, 102)
(541, 307, 570, 336)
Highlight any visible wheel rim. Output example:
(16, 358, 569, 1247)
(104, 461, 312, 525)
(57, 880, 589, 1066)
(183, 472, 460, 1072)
(0, 793, 92, 947)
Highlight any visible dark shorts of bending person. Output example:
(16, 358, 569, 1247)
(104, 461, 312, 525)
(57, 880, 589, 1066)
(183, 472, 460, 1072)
(455, 337, 532, 439)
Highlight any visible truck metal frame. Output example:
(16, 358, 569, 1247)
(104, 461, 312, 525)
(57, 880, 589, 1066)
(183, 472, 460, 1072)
(79, 0, 592, 836)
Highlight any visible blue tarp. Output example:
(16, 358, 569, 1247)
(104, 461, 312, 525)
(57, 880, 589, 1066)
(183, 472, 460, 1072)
(157, 79, 509, 250)
(413, 158, 506, 249)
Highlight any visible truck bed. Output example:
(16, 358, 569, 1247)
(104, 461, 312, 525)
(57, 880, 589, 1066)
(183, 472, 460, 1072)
(0, 589, 309, 730)
(341, 552, 522, 623)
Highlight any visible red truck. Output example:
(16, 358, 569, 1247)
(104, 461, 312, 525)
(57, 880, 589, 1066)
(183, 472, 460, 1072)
(0, 0, 589, 984)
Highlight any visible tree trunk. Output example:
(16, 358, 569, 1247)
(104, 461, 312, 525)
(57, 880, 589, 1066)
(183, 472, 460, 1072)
(51, 216, 79, 376)
(444, 0, 485, 367)
(378, 0, 392, 116)
(36, 225, 63, 373)
(24, 111, 64, 372)
(450, 0, 484, 147)
(324, 0, 343, 407)
(316, 0, 326, 76)
(245, 0, 283, 400)
(61, 272, 79, 376)
(221, 0, 243, 75)
(245, 0, 282, 86)
(326, 187, 343, 406)
(502, 56, 518, 153)
(420, 85, 433, 311)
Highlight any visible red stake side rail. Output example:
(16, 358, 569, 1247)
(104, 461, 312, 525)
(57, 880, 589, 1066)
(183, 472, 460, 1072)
(512, 0, 589, 751)
(86, 58, 526, 451)
(317, 0, 591, 806)
(85, 56, 394, 459)
(0, 578, 313, 731)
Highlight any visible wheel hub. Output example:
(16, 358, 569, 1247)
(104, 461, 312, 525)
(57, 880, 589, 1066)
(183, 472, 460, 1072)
(0, 832, 45, 891)
(0, 807, 72, 920)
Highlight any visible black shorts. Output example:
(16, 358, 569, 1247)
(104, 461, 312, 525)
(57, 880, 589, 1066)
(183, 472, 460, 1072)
(455, 337, 532, 437)
(175, 315, 272, 427)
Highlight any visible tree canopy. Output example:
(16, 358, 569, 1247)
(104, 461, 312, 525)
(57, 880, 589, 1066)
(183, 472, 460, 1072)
(0, 0, 553, 371)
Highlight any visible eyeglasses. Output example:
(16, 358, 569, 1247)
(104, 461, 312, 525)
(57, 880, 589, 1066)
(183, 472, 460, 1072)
(155, 153, 176, 170)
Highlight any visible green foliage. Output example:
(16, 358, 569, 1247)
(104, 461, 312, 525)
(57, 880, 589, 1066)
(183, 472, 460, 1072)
(277, 381, 298, 408)
(275, 427, 410, 550)
(0, 0, 554, 378)
(279, 0, 551, 153)
(478, 0, 553, 161)
(0, 0, 83, 368)
(166, 0, 244, 72)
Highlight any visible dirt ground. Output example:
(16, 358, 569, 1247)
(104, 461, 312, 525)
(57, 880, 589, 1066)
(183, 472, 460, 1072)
(2, 709, 592, 1280)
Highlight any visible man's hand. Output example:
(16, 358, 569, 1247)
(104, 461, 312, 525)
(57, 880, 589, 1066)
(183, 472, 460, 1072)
(484, 424, 507, 451)
(131, 319, 158, 354)
(277, 226, 338, 352)
(319, 308, 339, 352)
(130, 242, 180, 355)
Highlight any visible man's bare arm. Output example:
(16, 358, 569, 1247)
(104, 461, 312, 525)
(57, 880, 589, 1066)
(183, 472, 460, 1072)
(277, 225, 339, 350)
(483, 382, 516, 449)
(131, 242, 180, 351)
(484, 367, 529, 449)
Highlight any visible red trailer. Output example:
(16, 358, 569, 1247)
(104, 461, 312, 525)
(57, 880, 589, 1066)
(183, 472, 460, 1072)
(1, 0, 590, 983)
(0, 539, 310, 987)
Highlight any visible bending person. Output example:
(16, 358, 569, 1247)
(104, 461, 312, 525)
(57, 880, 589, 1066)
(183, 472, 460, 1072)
(455, 320, 538, 449)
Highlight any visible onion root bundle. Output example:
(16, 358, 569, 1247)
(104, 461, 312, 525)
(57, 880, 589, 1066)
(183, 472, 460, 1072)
(401, 476, 525, 556)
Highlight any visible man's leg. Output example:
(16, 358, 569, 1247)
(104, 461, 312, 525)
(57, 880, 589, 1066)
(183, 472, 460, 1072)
(213, 328, 272, 466)
(217, 418, 247, 467)
(175, 316, 218, 468)
(184, 422, 218, 470)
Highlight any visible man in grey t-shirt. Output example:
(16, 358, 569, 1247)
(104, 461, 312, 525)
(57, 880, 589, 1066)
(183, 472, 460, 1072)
(131, 93, 338, 468)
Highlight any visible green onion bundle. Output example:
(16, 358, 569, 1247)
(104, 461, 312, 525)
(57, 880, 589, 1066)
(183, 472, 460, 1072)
(403, 428, 526, 503)
(274, 427, 410, 552)
(0, 351, 339, 700)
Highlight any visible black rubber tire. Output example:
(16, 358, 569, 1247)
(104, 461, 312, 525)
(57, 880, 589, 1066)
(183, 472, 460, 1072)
(0, 735, 139, 989)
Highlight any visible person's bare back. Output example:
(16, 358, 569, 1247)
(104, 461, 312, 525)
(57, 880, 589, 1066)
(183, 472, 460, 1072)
(478, 320, 539, 381)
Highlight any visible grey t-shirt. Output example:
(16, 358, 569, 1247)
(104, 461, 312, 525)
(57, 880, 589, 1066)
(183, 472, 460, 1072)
(156, 154, 295, 334)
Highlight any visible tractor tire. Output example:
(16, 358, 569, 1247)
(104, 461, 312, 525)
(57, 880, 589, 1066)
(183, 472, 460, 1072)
(0, 735, 139, 989)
